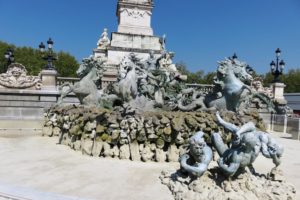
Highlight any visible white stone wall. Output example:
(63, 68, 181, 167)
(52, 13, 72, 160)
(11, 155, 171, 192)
(107, 50, 151, 65)
(110, 33, 161, 50)
(118, 8, 153, 35)
(273, 82, 286, 101)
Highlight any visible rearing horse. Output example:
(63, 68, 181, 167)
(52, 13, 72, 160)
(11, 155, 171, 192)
(205, 58, 253, 111)
(58, 56, 107, 106)
(113, 53, 139, 102)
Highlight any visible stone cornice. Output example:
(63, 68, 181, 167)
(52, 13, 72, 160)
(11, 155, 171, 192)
(107, 46, 162, 54)
(111, 31, 160, 39)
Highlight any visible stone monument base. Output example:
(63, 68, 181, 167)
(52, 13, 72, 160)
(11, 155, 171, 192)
(160, 166, 296, 200)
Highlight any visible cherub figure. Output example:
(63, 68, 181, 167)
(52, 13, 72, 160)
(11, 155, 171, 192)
(179, 131, 213, 177)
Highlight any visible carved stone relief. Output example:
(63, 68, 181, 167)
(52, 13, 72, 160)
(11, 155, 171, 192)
(0, 63, 42, 89)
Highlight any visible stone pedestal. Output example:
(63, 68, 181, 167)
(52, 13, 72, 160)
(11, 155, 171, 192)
(272, 82, 287, 103)
(40, 70, 58, 90)
(93, 0, 163, 88)
(94, 32, 162, 66)
(272, 82, 289, 114)
(117, 0, 154, 36)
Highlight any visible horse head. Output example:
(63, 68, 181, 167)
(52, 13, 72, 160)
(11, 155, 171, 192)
(77, 56, 94, 78)
(119, 53, 139, 79)
(77, 56, 107, 79)
(231, 58, 254, 84)
(217, 58, 253, 84)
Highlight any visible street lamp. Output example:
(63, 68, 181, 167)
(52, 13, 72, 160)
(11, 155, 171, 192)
(4, 48, 14, 71)
(270, 48, 285, 83)
(232, 53, 238, 60)
(39, 38, 57, 70)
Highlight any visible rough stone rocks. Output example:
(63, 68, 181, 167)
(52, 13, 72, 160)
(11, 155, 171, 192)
(73, 140, 81, 151)
(81, 139, 94, 156)
(53, 127, 61, 137)
(92, 141, 103, 157)
(120, 144, 130, 159)
(155, 148, 166, 162)
(69, 125, 81, 136)
(160, 166, 296, 200)
(103, 142, 113, 157)
(129, 141, 141, 161)
(42, 126, 53, 137)
(84, 120, 97, 132)
(96, 124, 106, 133)
(43, 106, 267, 163)
(141, 144, 154, 162)
(167, 145, 179, 162)
(112, 145, 120, 158)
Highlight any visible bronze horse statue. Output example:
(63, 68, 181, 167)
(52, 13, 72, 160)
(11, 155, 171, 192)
(58, 56, 107, 106)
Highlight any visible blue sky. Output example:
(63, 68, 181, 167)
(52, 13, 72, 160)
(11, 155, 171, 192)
(0, 0, 299, 74)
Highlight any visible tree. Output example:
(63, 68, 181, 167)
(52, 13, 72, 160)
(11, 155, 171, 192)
(0, 41, 79, 77)
(176, 61, 190, 75)
(55, 52, 79, 77)
(262, 69, 300, 93)
(176, 62, 206, 84)
(282, 69, 300, 93)
(202, 72, 216, 84)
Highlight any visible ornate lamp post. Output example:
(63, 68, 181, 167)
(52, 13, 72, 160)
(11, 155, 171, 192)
(39, 38, 57, 70)
(270, 48, 285, 83)
(4, 48, 15, 71)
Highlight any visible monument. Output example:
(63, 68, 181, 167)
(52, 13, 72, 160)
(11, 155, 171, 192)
(45, 1, 297, 199)
(93, 0, 164, 88)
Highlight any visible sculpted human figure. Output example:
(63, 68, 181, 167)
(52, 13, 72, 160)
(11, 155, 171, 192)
(235, 121, 284, 168)
(179, 131, 213, 177)
(213, 111, 283, 169)
(216, 132, 259, 177)
(144, 50, 157, 70)
(97, 28, 110, 49)
(158, 52, 177, 72)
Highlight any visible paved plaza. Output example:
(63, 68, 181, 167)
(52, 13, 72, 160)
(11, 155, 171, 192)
(0, 132, 298, 200)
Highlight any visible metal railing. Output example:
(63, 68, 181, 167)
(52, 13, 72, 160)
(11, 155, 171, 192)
(260, 113, 300, 140)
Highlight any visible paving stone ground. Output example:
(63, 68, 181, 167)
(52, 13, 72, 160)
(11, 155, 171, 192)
(0, 132, 298, 200)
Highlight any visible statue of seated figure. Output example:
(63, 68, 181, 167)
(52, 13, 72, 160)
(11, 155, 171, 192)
(179, 131, 213, 177)
(212, 112, 284, 171)
(97, 28, 110, 49)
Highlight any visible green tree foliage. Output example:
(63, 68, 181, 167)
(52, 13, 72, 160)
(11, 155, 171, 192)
(281, 69, 300, 93)
(262, 69, 300, 93)
(176, 62, 215, 84)
(202, 72, 216, 84)
(0, 41, 79, 77)
(55, 52, 79, 77)
(262, 72, 274, 87)
(177, 61, 300, 93)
